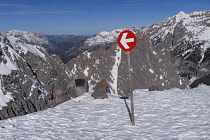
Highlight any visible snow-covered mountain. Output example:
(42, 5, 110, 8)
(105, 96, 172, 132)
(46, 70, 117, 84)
(148, 11, 210, 43)
(3, 30, 50, 47)
(2, 30, 89, 63)
(146, 10, 210, 79)
(65, 10, 210, 96)
(84, 27, 144, 47)
(84, 29, 123, 46)
(0, 34, 78, 120)
(65, 27, 144, 60)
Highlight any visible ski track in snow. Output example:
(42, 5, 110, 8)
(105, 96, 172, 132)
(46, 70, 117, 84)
(1, 86, 210, 140)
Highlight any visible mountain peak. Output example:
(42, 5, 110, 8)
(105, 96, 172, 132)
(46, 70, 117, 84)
(177, 11, 186, 16)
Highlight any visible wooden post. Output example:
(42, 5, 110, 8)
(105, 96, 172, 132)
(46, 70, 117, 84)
(127, 51, 135, 126)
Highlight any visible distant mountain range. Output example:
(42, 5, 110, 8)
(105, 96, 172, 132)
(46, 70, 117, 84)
(1, 30, 88, 63)
(46, 35, 87, 43)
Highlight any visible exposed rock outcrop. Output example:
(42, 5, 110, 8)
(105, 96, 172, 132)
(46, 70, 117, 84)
(190, 74, 210, 88)
(91, 79, 110, 99)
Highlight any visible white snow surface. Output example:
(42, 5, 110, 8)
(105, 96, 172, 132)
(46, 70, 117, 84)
(84, 67, 89, 76)
(0, 44, 18, 75)
(7, 36, 46, 58)
(82, 51, 91, 59)
(179, 79, 183, 85)
(109, 47, 122, 94)
(0, 76, 13, 109)
(0, 88, 13, 110)
(149, 69, 154, 73)
(1, 86, 210, 139)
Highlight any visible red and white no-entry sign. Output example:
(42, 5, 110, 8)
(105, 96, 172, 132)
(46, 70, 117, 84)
(118, 30, 137, 51)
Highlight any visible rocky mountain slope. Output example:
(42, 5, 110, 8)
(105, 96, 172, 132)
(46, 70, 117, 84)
(66, 10, 210, 95)
(0, 35, 77, 120)
(66, 33, 189, 97)
(147, 10, 210, 80)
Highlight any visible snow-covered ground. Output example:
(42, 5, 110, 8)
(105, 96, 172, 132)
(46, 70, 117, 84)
(1, 85, 210, 140)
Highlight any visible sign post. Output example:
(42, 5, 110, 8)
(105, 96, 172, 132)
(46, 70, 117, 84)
(118, 30, 137, 126)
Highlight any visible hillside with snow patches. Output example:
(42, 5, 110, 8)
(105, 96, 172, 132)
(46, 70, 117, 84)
(145, 10, 210, 81)
(148, 11, 210, 57)
(0, 36, 46, 109)
(149, 11, 210, 41)
(0, 85, 210, 139)
(0, 34, 76, 119)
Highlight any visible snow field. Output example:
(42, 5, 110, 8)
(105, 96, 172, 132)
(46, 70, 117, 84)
(0, 86, 210, 139)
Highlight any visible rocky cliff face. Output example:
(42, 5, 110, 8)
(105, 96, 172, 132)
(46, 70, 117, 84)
(147, 10, 210, 81)
(0, 35, 76, 120)
(190, 74, 210, 88)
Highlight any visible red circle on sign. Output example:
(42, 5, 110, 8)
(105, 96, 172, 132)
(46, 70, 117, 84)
(118, 30, 137, 51)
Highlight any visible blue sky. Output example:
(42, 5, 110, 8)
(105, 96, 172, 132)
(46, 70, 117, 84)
(0, 0, 209, 35)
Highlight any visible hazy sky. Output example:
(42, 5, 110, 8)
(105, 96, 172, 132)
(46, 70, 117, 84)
(0, 0, 209, 35)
